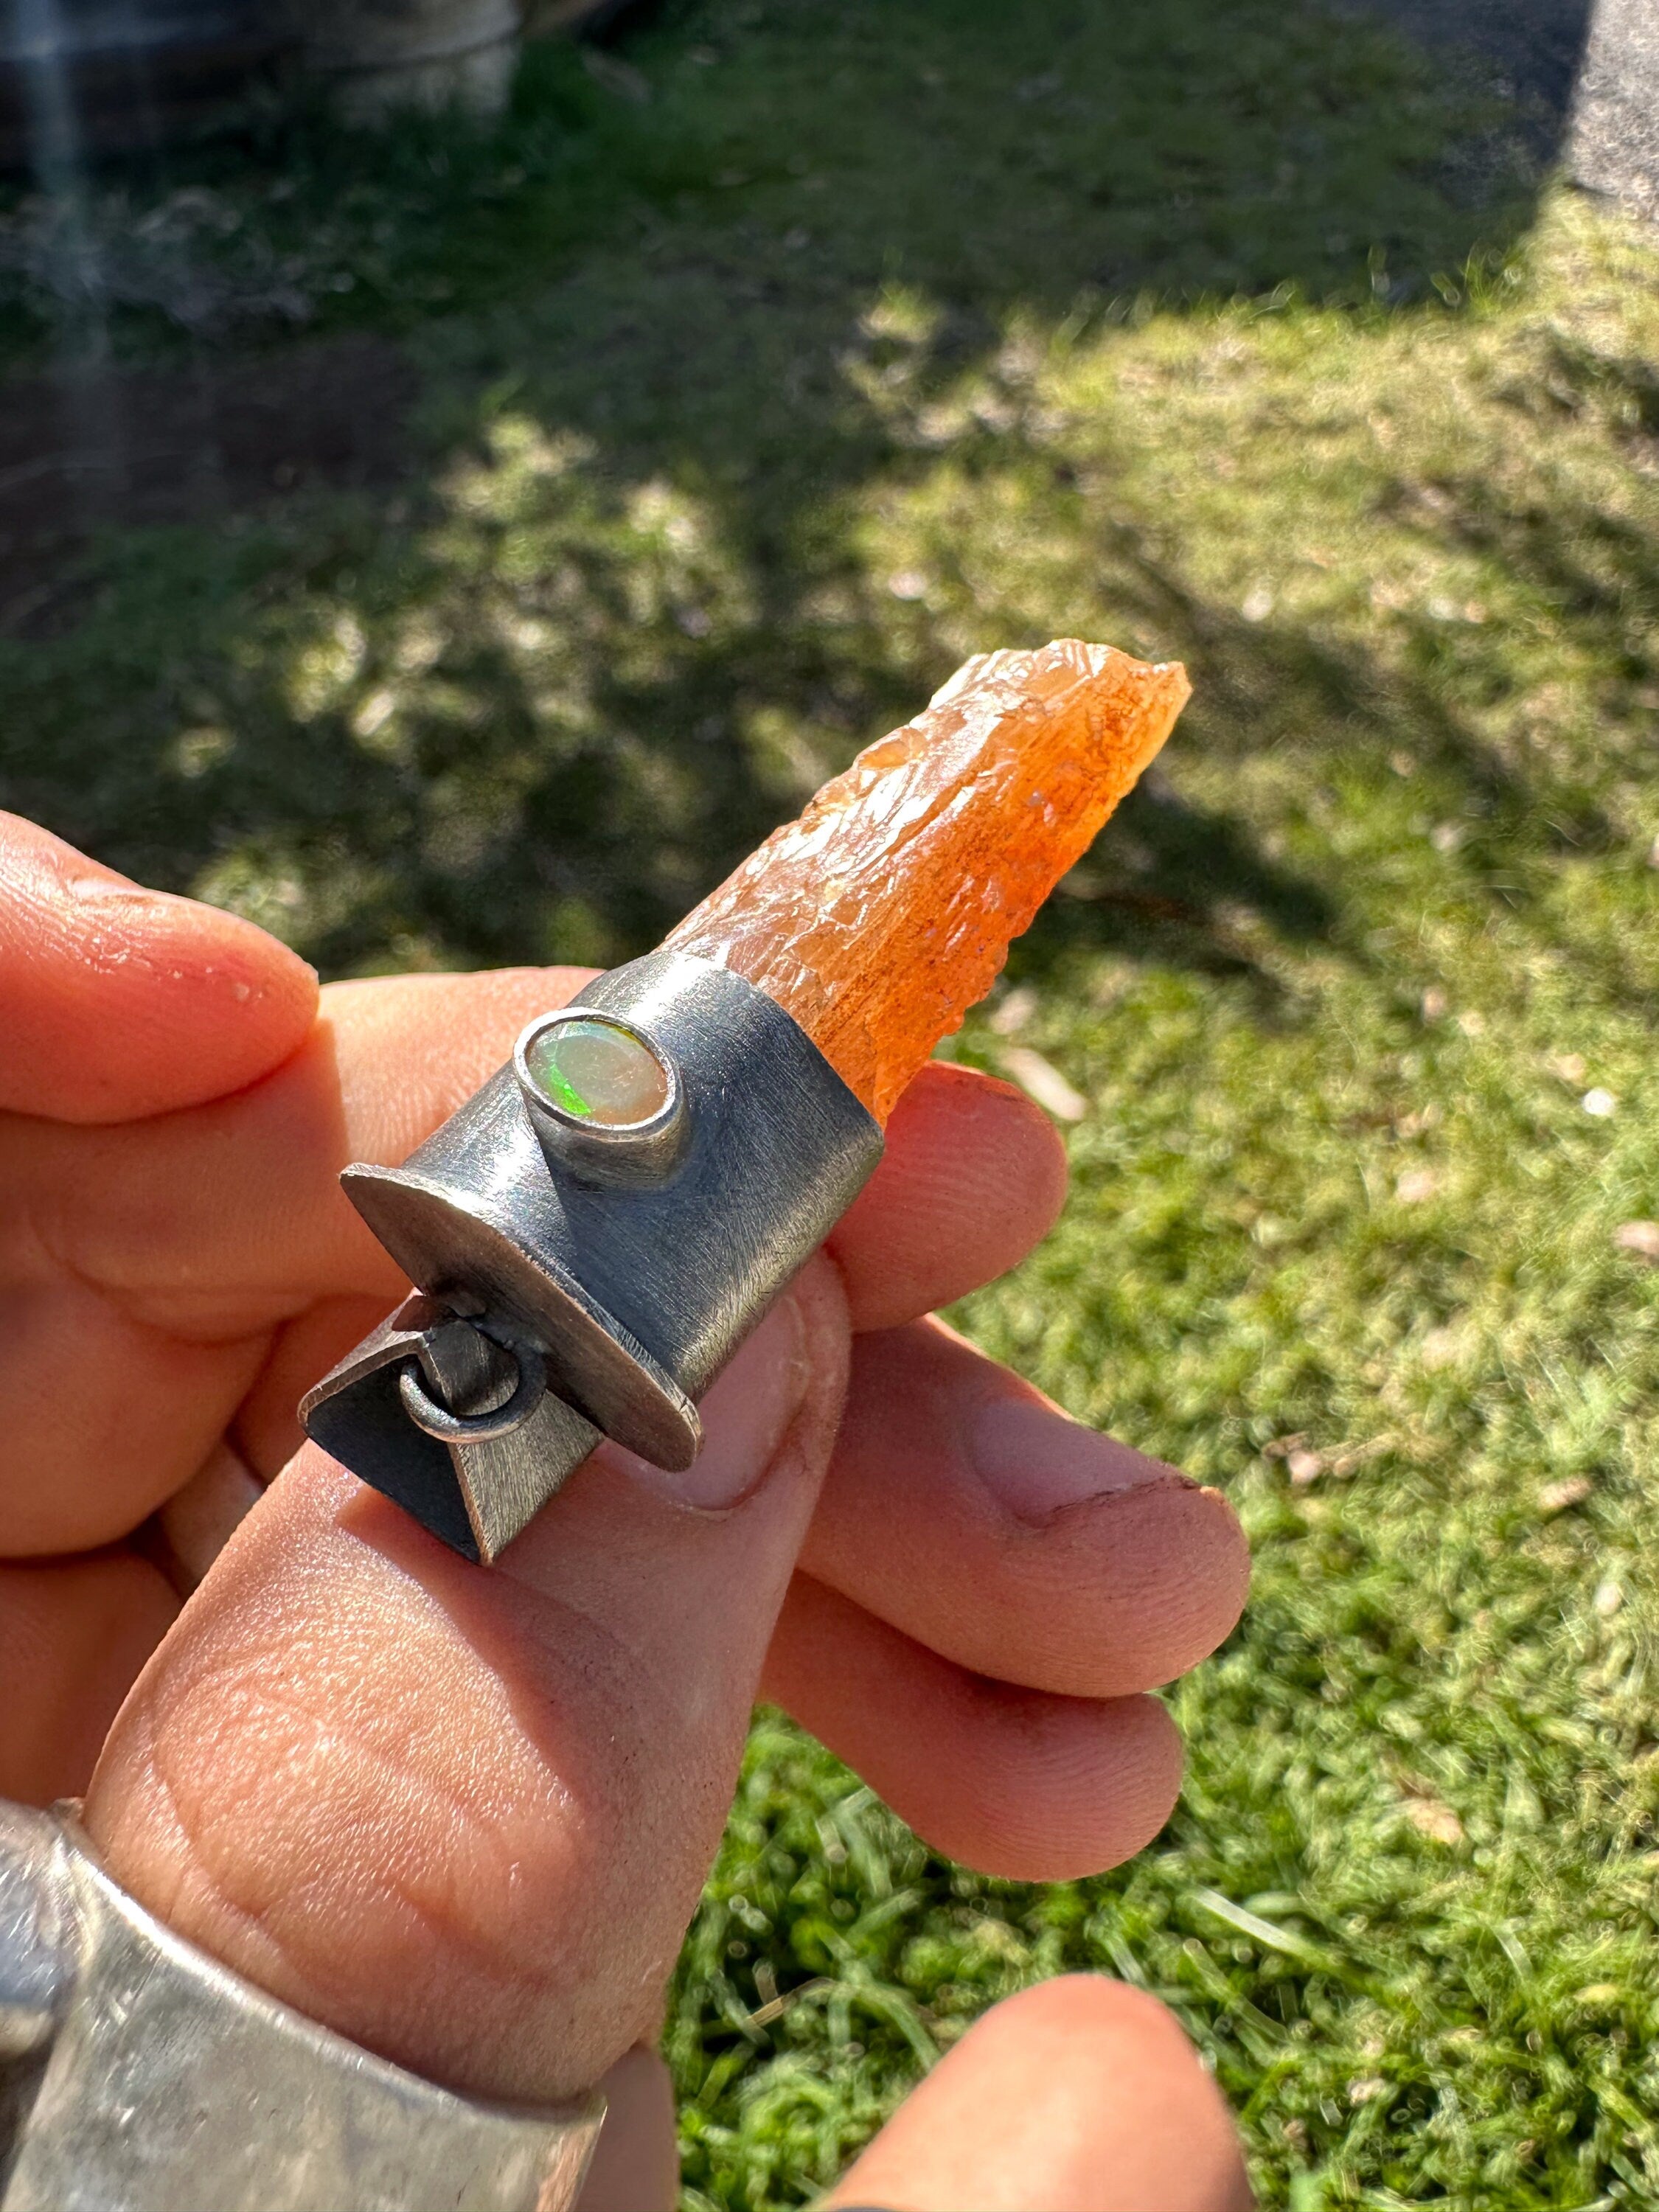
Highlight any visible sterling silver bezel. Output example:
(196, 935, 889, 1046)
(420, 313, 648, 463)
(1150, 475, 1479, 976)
(512, 1008, 685, 1165)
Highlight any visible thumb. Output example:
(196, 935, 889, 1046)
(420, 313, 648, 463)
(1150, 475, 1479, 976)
(83, 1257, 848, 2102)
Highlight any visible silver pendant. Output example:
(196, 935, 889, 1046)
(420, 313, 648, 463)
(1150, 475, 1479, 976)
(302, 951, 883, 1562)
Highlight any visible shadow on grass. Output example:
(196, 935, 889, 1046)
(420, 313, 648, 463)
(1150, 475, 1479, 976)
(0, 0, 1617, 1002)
(1332, 0, 1593, 157)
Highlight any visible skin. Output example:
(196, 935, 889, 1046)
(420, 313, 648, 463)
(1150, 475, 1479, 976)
(0, 809, 1254, 2208)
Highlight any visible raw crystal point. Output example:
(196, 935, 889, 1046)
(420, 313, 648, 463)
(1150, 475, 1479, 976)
(666, 639, 1191, 1122)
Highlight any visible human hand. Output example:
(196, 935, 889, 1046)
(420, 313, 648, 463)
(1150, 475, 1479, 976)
(1, 810, 1251, 2206)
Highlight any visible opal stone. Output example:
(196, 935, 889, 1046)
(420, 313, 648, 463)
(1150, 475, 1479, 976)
(664, 639, 1190, 1123)
(524, 1018, 670, 1127)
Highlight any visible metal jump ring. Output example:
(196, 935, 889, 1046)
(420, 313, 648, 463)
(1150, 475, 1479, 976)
(399, 1336, 548, 1443)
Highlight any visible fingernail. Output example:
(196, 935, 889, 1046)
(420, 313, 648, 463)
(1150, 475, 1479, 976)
(61, 857, 160, 902)
(68, 874, 156, 902)
(967, 1390, 1179, 1524)
(155, 1439, 266, 1596)
(605, 1290, 812, 1513)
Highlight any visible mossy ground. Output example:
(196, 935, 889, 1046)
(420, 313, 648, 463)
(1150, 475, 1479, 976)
(4, 3, 1658, 2204)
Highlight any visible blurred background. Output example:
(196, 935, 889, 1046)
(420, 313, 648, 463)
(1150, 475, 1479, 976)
(3, 1, 1659, 2205)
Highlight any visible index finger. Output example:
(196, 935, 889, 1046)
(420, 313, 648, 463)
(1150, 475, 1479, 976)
(2, 965, 1066, 1550)
(0, 813, 317, 1121)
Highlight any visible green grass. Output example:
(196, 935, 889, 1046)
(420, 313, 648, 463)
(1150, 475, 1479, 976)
(5, 1, 1659, 2204)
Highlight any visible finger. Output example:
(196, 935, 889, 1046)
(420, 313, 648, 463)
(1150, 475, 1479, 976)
(232, 1294, 397, 1478)
(761, 1575, 1181, 1879)
(314, 997, 1062, 1336)
(6, 969, 599, 1349)
(573, 2049, 678, 2212)
(798, 1321, 1250, 1699)
(0, 812, 317, 1122)
(18, 995, 1057, 1349)
(153, 1441, 266, 1594)
(825, 1062, 1068, 1330)
(0, 1552, 177, 1804)
(0, 972, 593, 1553)
(0, 1265, 272, 1554)
(0, 984, 1060, 1553)
(823, 1977, 1253, 2212)
(85, 1257, 852, 2104)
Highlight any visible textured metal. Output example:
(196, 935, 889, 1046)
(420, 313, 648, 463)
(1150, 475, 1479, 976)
(0, 1801, 603, 2212)
(304, 1295, 599, 1562)
(304, 953, 883, 1561)
(0, 1804, 71, 2171)
(400, 1331, 548, 1444)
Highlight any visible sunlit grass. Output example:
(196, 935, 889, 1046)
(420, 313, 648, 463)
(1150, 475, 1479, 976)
(665, 195, 1659, 2212)
(4, 1, 1658, 2202)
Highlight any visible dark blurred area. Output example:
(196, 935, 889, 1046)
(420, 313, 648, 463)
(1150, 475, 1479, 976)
(1342, 0, 1594, 138)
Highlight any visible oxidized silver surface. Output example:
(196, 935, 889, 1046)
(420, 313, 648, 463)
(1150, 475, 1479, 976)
(303, 951, 883, 1562)
(306, 1295, 602, 1562)
(0, 1800, 603, 2212)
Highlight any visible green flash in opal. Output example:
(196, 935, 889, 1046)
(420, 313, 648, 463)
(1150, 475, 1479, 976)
(524, 1018, 671, 1128)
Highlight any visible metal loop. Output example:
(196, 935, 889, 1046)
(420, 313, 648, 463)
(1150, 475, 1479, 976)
(399, 1335, 547, 1444)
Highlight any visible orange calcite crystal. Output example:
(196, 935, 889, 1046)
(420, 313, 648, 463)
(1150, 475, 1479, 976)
(666, 639, 1191, 1123)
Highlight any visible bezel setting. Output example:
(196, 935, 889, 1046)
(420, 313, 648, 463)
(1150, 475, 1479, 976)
(513, 1008, 686, 1172)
